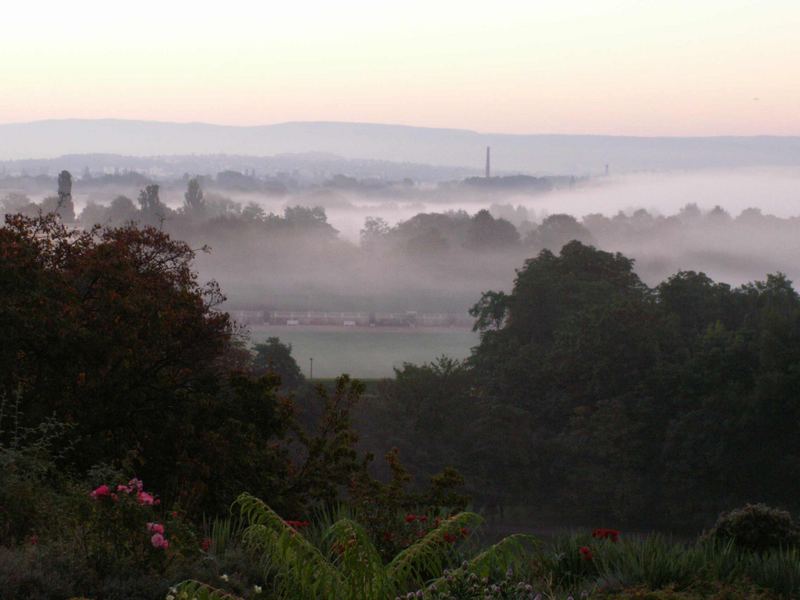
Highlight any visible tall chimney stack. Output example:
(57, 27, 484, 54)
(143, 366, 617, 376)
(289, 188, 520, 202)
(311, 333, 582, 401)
(485, 146, 491, 178)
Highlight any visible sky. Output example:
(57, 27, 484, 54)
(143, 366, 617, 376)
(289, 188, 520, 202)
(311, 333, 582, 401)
(1, 0, 799, 136)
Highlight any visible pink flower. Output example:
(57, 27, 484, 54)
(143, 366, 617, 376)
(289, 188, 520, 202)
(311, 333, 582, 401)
(116, 484, 131, 494)
(151, 532, 168, 548)
(137, 491, 155, 506)
(147, 522, 165, 534)
(90, 484, 111, 499)
(128, 478, 144, 492)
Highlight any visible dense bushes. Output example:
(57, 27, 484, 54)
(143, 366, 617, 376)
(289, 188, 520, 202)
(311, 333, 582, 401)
(359, 241, 800, 530)
(704, 504, 800, 552)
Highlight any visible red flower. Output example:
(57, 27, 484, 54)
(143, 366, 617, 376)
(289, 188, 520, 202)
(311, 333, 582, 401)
(460, 527, 470, 538)
(418, 515, 428, 523)
(200, 537, 212, 551)
(285, 519, 310, 529)
(579, 546, 593, 561)
(443, 532, 457, 544)
(404, 514, 416, 523)
(592, 528, 620, 542)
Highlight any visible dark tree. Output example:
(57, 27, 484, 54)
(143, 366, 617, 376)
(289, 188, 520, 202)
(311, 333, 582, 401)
(137, 184, 168, 226)
(0, 214, 231, 502)
(252, 337, 305, 389)
(183, 177, 206, 218)
(107, 195, 138, 223)
(526, 214, 594, 251)
(463, 209, 519, 250)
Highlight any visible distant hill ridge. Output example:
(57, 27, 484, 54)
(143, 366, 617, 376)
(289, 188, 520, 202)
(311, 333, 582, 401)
(1, 119, 799, 173)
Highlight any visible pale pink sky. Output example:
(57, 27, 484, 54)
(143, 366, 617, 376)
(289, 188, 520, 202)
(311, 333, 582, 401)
(1, 0, 799, 135)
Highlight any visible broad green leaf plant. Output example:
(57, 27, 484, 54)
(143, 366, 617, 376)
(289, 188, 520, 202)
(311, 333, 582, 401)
(172, 492, 535, 600)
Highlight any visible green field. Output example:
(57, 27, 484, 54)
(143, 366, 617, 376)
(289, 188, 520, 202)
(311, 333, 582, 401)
(248, 325, 479, 378)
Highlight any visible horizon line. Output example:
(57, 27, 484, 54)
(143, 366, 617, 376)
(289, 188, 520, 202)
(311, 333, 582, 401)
(2, 117, 800, 140)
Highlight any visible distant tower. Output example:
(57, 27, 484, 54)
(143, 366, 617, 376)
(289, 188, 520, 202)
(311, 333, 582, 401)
(485, 146, 491, 178)
(56, 170, 76, 223)
(57, 170, 72, 204)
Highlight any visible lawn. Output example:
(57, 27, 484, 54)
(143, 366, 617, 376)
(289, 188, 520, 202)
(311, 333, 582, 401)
(247, 325, 479, 378)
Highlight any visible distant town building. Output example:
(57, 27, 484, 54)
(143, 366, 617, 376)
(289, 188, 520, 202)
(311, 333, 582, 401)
(224, 309, 473, 329)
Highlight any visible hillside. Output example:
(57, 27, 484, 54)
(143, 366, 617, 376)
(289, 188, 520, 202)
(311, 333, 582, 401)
(2, 119, 800, 173)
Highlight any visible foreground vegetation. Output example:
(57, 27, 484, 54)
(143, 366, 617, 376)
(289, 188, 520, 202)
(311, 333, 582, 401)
(167, 499, 800, 600)
(5, 467, 799, 599)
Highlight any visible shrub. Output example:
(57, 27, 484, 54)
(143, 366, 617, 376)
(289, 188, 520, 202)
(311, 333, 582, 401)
(0, 394, 76, 545)
(704, 504, 800, 553)
(348, 448, 470, 560)
(0, 544, 94, 600)
(74, 477, 201, 576)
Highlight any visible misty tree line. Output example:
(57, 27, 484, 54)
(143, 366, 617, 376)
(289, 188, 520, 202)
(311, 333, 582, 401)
(0, 173, 336, 238)
(4, 169, 799, 316)
(3, 171, 798, 261)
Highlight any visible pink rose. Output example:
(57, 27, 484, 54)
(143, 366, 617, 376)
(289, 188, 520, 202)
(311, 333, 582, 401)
(116, 484, 131, 494)
(90, 484, 111, 499)
(147, 522, 165, 534)
(137, 491, 155, 506)
(151, 532, 166, 548)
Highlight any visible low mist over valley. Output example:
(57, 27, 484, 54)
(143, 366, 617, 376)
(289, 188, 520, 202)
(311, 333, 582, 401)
(3, 137, 799, 317)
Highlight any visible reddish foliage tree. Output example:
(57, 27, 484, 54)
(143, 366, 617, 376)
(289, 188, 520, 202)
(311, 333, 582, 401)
(0, 215, 233, 488)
